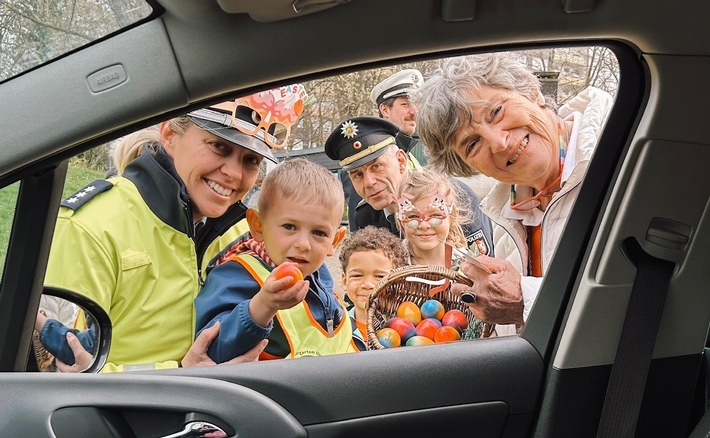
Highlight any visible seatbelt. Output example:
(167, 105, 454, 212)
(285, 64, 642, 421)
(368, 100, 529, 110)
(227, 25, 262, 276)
(596, 237, 675, 438)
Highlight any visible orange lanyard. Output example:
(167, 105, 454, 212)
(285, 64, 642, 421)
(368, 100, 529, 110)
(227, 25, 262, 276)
(528, 225, 543, 277)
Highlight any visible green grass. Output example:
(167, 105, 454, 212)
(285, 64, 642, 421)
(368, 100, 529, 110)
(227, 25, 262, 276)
(0, 163, 105, 267)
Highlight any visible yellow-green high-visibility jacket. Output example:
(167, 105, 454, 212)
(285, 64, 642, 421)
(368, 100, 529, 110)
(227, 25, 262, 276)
(45, 148, 246, 372)
(406, 150, 423, 171)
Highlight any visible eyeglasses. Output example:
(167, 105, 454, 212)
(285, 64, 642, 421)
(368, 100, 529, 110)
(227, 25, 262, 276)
(231, 84, 308, 149)
(400, 210, 448, 229)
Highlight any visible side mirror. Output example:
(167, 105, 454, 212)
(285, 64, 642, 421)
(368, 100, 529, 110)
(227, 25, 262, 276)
(31, 286, 112, 373)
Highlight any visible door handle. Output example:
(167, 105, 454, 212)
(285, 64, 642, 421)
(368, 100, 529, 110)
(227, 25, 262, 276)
(161, 421, 227, 438)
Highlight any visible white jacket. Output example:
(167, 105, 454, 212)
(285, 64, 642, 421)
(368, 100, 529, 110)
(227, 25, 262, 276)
(481, 87, 614, 332)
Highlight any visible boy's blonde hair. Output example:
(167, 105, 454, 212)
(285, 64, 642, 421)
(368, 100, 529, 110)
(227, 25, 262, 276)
(398, 170, 471, 248)
(258, 157, 344, 222)
(338, 226, 408, 272)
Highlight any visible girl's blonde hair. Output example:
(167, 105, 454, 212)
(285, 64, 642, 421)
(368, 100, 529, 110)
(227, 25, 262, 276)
(398, 170, 471, 248)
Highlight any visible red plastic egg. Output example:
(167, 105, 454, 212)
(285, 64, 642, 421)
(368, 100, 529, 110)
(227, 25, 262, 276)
(387, 317, 416, 342)
(415, 318, 443, 340)
(441, 309, 468, 331)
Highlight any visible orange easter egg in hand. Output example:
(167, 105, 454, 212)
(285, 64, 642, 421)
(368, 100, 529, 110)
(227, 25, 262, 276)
(273, 263, 304, 287)
(434, 325, 461, 343)
(396, 301, 422, 325)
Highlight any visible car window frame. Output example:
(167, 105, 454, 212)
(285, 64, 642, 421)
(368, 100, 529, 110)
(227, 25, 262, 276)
(0, 40, 646, 373)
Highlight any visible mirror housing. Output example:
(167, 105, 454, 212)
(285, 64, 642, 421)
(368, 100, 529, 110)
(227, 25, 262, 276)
(33, 286, 112, 373)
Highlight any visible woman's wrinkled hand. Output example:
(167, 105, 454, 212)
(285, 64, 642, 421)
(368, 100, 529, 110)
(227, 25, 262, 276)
(452, 255, 524, 325)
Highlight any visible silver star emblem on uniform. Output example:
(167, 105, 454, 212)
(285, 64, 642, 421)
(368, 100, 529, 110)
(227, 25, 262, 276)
(76, 192, 87, 198)
(84, 186, 96, 192)
(67, 197, 78, 203)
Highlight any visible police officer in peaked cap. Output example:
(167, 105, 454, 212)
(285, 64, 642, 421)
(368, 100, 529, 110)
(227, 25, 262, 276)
(370, 68, 423, 140)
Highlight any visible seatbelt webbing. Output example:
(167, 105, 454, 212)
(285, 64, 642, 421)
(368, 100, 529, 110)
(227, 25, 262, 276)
(596, 238, 675, 438)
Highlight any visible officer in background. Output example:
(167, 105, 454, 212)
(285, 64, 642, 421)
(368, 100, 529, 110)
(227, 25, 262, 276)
(326, 116, 494, 258)
(340, 69, 425, 230)
(370, 68, 426, 169)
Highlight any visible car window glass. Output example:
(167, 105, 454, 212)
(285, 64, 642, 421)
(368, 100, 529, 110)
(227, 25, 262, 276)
(292, 45, 619, 316)
(40, 46, 619, 372)
(0, 0, 153, 83)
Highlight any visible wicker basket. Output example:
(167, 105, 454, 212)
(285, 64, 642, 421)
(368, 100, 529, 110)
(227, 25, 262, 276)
(366, 265, 494, 350)
(32, 330, 56, 372)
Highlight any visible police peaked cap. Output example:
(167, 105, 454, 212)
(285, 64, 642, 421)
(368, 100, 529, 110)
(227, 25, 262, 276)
(370, 69, 424, 106)
(325, 117, 401, 171)
(187, 104, 278, 163)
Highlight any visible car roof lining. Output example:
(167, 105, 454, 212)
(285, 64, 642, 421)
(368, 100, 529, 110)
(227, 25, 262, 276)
(2, 0, 710, 180)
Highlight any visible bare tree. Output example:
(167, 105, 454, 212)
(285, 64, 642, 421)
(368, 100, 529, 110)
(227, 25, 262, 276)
(0, 0, 151, 82)
(286, 48, 619, 152)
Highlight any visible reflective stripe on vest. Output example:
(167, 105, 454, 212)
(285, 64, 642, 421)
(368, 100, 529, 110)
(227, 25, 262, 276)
(229, 255, 358, 359)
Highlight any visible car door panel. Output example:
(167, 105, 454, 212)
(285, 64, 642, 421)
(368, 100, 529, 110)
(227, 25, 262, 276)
(533, 54, 710, 436)
(304, 402, 512, 438)
(173, 336, 543, 437)
(0, 374, 306, 437)
(0, 337, 542, 437)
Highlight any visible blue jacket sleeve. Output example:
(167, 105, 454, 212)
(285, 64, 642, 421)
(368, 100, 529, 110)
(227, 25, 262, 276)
(39, 319, 97, 366)
(194, 261, 272, 363)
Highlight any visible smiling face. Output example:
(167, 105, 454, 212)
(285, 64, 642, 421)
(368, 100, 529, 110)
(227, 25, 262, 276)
(341, 249, 395, 321)
(452, 86, 560, 191)
(161, 122, 262, 220)
(251, 191, 344, 277)
(381, 96, 417, 136)
(347, 146, 407, 211)
(401, 194, 451, 259)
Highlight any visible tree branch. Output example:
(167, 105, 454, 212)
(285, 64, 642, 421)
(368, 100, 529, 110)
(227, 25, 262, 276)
(1, 1, 94, 41)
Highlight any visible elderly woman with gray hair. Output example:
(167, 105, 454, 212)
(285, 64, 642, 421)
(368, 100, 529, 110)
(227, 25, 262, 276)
(413, 52, 613, 331)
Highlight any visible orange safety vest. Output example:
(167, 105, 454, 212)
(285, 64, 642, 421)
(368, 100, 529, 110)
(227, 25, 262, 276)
(230, 255, 359, 359)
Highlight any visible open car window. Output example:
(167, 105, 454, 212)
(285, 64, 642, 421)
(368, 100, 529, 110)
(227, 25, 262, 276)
(29, 45, 621, 373)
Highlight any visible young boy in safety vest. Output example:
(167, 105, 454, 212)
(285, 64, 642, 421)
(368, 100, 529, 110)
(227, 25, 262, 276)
(195, 158, 366, 361)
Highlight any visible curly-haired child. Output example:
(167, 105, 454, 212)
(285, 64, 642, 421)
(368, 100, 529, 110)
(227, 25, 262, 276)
(338, 226, 408, 340)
